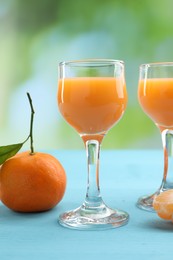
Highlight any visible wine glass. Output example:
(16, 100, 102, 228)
(137, 62, 173, 212)
(57, 59, 129, 230)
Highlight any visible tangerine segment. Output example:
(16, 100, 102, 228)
(153, 190, 173, 220)
(0, 151, 66, 212)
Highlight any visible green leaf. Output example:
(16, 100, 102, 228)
(0, 143, 23, 165)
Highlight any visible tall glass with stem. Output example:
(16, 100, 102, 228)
(57, 59, 129, 230)
(137, 62, 173, 212)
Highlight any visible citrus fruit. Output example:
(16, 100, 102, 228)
(153, 190, 173, 220)
(0, 151, 66, 212)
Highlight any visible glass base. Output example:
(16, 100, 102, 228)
(136, 189, 164, 212)
(136, 194, 156, 212)
(58, 202, 129, 230)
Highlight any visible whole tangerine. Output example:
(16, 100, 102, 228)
(0, 151, 66, 212)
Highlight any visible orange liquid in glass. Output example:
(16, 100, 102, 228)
(58, 77, 127, 139)
(138, 78, 173, 129)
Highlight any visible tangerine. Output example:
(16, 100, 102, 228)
(0, 151, 66, 212)
(153, 190, 173, 220)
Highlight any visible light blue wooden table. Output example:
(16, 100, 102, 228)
(0, 150, 172, 260)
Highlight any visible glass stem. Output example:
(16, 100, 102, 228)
(84, 140, 103, 208)
(160, 129, 173, 190)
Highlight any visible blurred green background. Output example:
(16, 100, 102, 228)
(1, 0, 173, 150)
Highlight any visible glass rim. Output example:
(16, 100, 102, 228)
(140, 61, 173, 69)
(59, 59, 124, 67)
